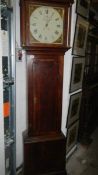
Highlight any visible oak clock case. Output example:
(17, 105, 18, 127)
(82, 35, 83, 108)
(20, 0, 73, 175)
(20, 0, 71, 51)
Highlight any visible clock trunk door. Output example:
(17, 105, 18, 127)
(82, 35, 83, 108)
(27, 55, 63, 136)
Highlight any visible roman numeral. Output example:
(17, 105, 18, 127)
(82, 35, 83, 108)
(34, 29, 37, 34)
(57, 24, 60, 28)
(39, 34, 42, 38)
(32, 23, 36, 26)
(55, 18, 59, 21)
(55, 31, 59, 35)
(34, 17, 38, 19)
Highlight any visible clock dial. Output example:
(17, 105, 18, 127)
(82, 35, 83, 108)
(29, 6, 64, 44)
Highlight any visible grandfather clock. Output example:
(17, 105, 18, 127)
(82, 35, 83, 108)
(20, 0, 73, 174)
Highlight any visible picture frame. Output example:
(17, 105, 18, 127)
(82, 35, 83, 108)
(85, 54, 90, 66)
(66, 121, 79, 153)
(96, 45, 98, 54)
(72, 15, 89, 56)
(70, 57, 85, 92)
(67, 92, 82, 128)
(86, 41, 92, 54)
(94, 56, 98, 73)
(76, 0, 90, 18)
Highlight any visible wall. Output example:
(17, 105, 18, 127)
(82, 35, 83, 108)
(61, 1, 77, 134)
(16, 0, 77, 169)
(0, 80, 5, 175)
(0, 10, 5, 175)
(16, 0, 27, 168)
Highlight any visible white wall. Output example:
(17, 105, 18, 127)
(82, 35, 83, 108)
(16, 0, 77, 168)
(61, 1, 77, 135)
(0, 79, 5, 175)
(16, 0, 27, 168)
(0, 11, 5, 175)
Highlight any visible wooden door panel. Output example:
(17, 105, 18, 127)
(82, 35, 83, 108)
(24, 135, 66, 175)
(27, 55, 63, 136)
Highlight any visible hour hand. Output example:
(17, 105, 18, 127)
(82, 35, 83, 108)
(45, 23, 48, 27)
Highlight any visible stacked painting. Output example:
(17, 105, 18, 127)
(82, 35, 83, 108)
(66, 0, 90, 153)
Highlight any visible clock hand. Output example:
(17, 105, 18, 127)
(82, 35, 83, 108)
(45, 13, 54, 27)
(48, 13, 54, 23)
(45, 23, 48, 27)
(50, 12, 54, 19)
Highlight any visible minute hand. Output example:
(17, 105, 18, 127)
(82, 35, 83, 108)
(46, 13, 54, 25)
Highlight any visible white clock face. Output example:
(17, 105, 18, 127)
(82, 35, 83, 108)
(29, 6, 64, 44)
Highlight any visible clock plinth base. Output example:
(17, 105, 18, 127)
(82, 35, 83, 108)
(23, 133, 67, 175)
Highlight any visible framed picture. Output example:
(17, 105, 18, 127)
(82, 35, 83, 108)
(70, 57, 85, 92)
(67, 92, 82, 127)
(66, 121, 79, 153)
(72, 15, 89, 56)
(76, 0, 90, 18)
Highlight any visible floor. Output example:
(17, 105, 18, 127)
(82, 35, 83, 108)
(66, 128, 98, 175)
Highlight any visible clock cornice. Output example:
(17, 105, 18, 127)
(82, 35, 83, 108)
(20, 0, 74, 5)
